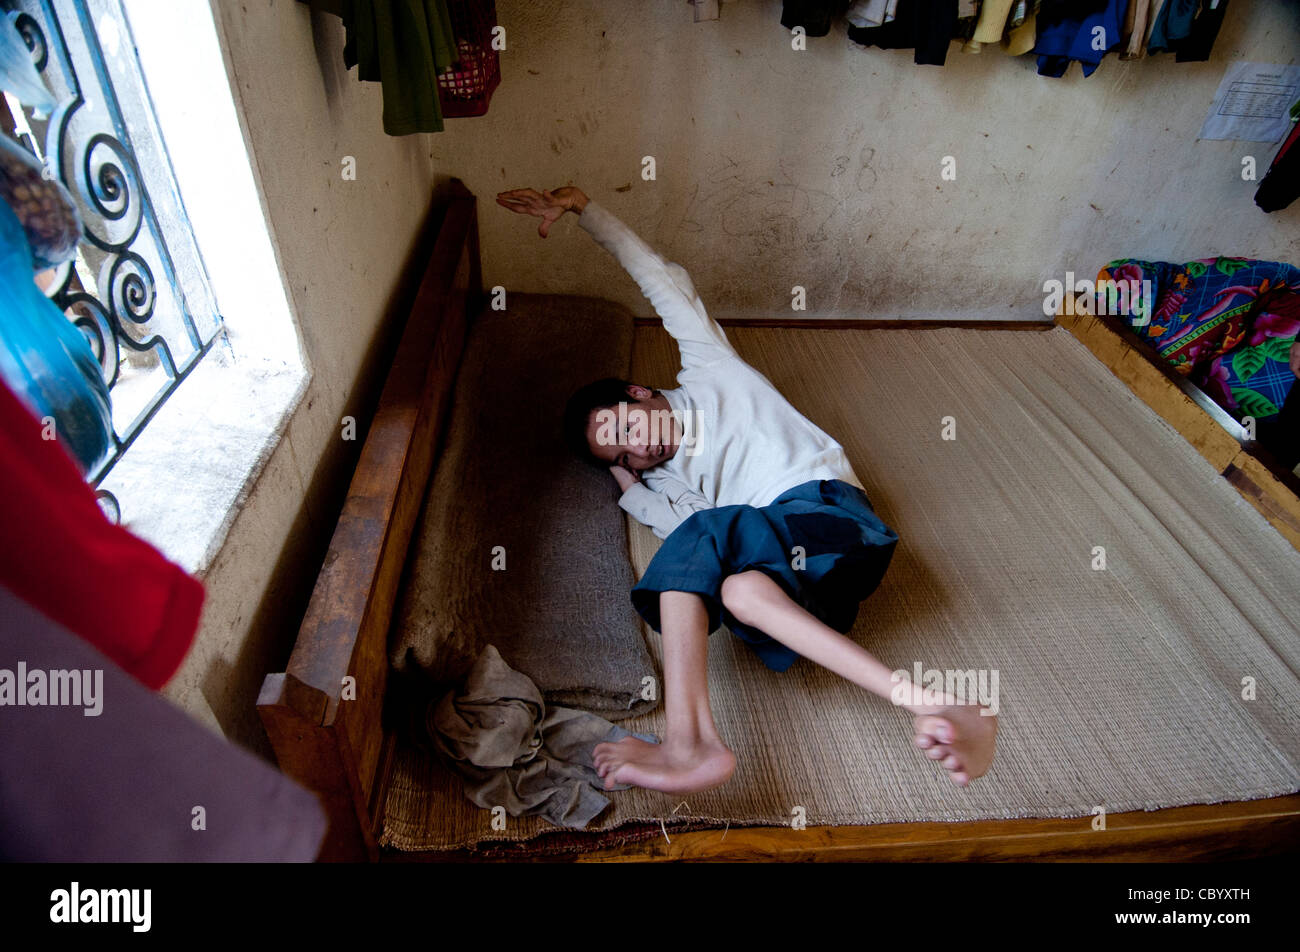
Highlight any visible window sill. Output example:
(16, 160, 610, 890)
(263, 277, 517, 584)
(97, 348, 308, 576)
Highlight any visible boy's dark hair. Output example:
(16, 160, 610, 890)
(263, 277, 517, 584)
(563, 377, 638, 467)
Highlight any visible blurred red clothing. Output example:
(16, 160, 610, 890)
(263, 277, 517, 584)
(0, 377, 203, 689)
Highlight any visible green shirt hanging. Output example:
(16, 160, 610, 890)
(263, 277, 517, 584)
(335, 0, 459, 135)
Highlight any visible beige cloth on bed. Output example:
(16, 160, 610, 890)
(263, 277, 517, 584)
(429, 645, 660, 830)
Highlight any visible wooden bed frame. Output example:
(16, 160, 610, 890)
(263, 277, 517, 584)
(258, 182, 1300, 862)
(1055, 304, 1300, 552)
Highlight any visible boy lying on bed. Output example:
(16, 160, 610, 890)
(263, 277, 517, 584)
(496, 185, 997, 794)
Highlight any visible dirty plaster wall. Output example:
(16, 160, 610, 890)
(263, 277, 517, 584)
(444, 0, 1298, 321)
(160, 1, 442, 757)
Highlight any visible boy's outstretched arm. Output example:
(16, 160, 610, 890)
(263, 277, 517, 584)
(496, 186, 734, 370)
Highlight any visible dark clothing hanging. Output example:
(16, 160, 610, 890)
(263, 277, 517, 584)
(1039, 0, 1108, 15)
(780, 0, 849, 36)
(0, 377, 203, 691)
(1146, 0, 1199, 53)
(846, 0, 960, 66)
(326, 0, 459, 135)
(1173, 0, 1230, 63)
(1255, 119, 1300, 214)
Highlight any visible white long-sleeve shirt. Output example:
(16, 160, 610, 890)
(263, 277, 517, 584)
(578, 199, 864, 540)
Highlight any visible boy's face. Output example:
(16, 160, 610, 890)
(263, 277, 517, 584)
(584, 385, 678, 472)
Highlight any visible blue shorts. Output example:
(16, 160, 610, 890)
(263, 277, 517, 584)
(631, 479, 899, 672)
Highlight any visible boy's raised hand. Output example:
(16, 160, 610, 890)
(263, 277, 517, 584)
(496, 187, 585, 238)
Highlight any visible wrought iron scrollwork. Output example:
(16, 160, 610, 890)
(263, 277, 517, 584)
(2, 0, 224, 488)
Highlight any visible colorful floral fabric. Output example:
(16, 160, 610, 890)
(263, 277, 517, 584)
(1096, 257, 1300, 422)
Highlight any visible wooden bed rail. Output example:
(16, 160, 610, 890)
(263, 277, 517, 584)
(257, 180, 481, 861)
(1056, 300, 1300, 551)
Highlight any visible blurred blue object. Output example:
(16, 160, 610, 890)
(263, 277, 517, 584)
(0, 11, 55, 117)
(0, 198, 112, 476)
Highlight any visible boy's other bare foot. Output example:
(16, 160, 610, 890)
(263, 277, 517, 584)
(911, 704, 998, 787)
(592, 735, 736, 794)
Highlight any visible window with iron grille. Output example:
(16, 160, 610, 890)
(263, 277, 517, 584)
(3, 0, 307, 570)
(2, 0, 228, 513)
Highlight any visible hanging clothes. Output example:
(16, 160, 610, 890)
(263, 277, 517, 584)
(1038, 0, 1110, 18)
(1144, 0, 1167, 47)
(1033, 0, 1123, 77)
(973, 0, 1016, 42)
(0, 375, 203, 690)
(1119, 0, 1152, 59)
(1124, 0, 1226, 62)
(1146, 0, 1198, 53)
(1003, 1, 1042, 55)
(1256, 119, 1300, 214)
(846, 0, 960, 66)
(322, 0, 459, 135)
(962, 0, 1042, 55)
(1173, 0, 1229, 63)
(780, 0, 846, 37)
(847, 0, 899, 29)
(956, 0, 983, 53)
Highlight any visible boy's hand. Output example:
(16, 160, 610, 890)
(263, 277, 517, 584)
(496, 187, 587, 238)
(609, 464, 641, 493)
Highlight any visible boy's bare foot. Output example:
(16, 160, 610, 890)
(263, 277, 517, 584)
(592, 735, 736, 794)
(911, 703, 998, 787)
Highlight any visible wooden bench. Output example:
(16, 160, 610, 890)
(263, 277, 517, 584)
(257, 180, 479, 862)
